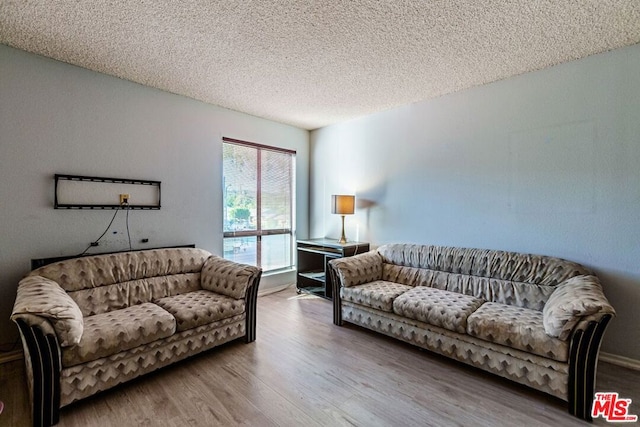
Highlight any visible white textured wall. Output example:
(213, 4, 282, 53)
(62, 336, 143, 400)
(310, 43, 640, 361)
(0, 45, 309, 346)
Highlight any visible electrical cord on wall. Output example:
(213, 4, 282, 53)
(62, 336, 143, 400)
(125, 203, 132, 251)
(78, 208, 121, 256)
(78, 200, 135, 256)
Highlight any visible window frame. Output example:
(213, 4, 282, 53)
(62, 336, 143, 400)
(222, 137, 296, 271)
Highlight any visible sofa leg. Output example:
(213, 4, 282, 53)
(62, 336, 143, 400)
(568, 315, 612, 421)
(16, 320, 61, 427)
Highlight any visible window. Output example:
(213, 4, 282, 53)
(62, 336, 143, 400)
(222, 137, 295, 271)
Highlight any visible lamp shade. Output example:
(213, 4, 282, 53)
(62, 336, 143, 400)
(331, 194, 355, 215)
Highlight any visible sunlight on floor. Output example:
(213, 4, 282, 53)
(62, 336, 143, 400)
(287, 293, 323, 301)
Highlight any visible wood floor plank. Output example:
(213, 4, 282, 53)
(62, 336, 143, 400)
(1, 287, 638, 426)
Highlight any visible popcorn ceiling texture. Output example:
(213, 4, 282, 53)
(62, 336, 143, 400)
(1, 1, 639, 130)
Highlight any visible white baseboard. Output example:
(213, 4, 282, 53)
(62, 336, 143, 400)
(599, 352, 640, 371)
(258, 283, 294, 297)
(0, 349, 23, 365)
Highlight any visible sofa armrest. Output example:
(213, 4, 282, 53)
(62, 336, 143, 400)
(329, 251, 383, 288)
(201, 255, 262, 343)
(11, 276, 84, 347)
(201, 255, 262, 299)
(543, 275, 615, 340)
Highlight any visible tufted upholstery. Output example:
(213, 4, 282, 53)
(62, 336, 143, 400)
(67, 273, 202, 317)
(59, 315, 246, 407)
(330, 243, 615, 417)
(11, 276, 84, 346)
(330, 251, 383, 287)
(393, 286, 484, 334)
(30, 248, 212, 292)
(341, 281, 412, 312)
(543, 275, 615, 340)
(201, 255, 258, 299)
(377, 244, 592, 285)
(467, 302, 568, 361)
(62, 303, 176, 367)
(426, 270, 555, 310)
(11, 247, 262, 423)
(155, 290, 245, 331)
(341, 301, 570, 400)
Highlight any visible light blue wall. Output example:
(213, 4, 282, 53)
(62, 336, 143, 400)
(0, 45, 309, 346)
(310, 43, 640, 360)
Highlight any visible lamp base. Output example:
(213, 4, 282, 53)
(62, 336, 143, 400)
(338, 215, 348, 244)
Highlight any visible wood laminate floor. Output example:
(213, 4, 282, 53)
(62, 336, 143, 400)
(1, 287, 638, 426)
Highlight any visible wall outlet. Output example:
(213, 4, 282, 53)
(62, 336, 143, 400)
(119, 194, 130, 205)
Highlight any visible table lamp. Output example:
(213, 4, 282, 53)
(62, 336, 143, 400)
(331, 194, 355, 244)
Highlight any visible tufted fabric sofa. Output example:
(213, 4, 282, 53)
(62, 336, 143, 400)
(11, 247, 261, 427)
(329, 243, 615, 421)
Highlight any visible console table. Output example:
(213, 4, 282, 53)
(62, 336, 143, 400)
(296, 238, 369, 300)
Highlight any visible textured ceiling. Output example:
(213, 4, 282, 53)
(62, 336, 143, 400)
(1, 1, 639, 130)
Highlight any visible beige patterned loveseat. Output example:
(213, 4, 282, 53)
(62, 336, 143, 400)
(329, 243, 615, 421)
(11, 247, 261, 427)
